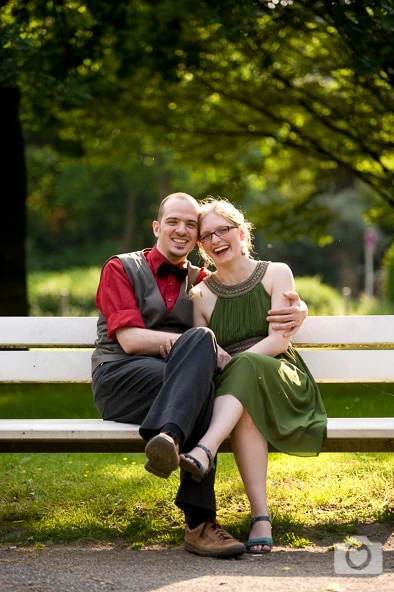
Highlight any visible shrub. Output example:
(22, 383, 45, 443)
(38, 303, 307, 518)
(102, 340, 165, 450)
(28, 267, 100, 316)
(382, 243, 394, 304)
(28, 268, 365, 317)
(294, 276, 344, 315)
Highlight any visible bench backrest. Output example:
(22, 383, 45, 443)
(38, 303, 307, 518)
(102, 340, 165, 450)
(0, 315, 393, 383)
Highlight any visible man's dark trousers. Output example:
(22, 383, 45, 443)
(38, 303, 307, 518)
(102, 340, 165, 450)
(92, 327, 218, 519)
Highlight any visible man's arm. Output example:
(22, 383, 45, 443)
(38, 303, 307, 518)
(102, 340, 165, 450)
(266, 291, 308, 338)
(116, 326, 182, 356)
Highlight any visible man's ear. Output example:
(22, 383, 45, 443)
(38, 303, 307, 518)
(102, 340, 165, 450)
(152, 220, 160, 238)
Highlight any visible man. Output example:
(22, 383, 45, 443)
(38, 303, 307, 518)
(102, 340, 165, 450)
(91, 192, 307, 558)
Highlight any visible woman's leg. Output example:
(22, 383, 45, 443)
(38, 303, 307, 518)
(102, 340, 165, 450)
(180, 394, 244, 470)
(231, 411, 272, 552)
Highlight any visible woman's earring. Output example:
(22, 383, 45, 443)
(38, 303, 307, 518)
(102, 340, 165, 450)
(241, 245, 246, 256)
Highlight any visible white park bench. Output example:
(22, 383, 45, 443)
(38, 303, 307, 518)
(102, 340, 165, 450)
(0, 315, 393, 454)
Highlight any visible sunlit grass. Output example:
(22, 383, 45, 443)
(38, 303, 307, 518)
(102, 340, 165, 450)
(1, 450, 392, 548)
(0, 452, 182, 546)
(0, 384, 100, 419)
(215, 452, 394, 545)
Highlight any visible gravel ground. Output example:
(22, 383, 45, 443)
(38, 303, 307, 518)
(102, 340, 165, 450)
(1, 524, 393, 592)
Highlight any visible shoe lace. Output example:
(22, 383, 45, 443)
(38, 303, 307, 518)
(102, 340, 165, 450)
(203, 520, 234, 541)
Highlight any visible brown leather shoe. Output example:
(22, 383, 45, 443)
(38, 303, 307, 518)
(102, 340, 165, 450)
(184, 520, 246, 558)
(144, 433, 179, 479)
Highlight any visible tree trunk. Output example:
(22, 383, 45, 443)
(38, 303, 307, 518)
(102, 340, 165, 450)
(0, 87, 28, 315)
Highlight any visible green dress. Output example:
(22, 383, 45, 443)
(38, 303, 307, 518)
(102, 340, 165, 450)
(206, 261, 327, 456)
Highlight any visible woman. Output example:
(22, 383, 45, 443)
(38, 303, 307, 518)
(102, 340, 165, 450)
(179, 197, 327, 555)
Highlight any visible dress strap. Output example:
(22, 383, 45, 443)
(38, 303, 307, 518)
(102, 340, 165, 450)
(204, 261, 269, 298)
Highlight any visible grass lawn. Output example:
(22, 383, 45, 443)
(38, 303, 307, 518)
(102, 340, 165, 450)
(0, 383, 393, 547)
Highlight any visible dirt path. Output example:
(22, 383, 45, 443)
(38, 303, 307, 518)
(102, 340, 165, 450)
(1, 529, 393, 592)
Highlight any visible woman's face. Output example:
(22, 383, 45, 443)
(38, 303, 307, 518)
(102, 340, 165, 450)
(199, 212, 241, 265)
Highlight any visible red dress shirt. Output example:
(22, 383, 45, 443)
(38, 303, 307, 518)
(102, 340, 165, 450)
(96, 246, 209, 340)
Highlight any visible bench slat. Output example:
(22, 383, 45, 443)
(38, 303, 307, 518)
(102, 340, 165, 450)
(0, 418, 392, 454)
(0, 419, 142, 440)
(0, 417, 392, 439)
(1, 349, 393, 382)
(1, 316, 393, 347)
(299, 349, 394, 382)
(0, 316, 98, 347)
(0, 350, 94, 382)
(294, 315, 394, 345)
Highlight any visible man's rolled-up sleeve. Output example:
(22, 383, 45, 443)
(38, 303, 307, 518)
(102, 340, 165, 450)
(96, 258, 145, 341)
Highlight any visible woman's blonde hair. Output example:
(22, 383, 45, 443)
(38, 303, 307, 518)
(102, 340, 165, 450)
(198, 196, 255, 267)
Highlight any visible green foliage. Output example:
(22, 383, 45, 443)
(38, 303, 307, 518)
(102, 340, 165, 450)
(294, 276, 344, 315)
(28, 267, 342, 316)
(28, 267, 100, 316)
(94, 0, 394, 213)
(26, 146, 161, 271)
(26, 143, 385, 295)
(1, 1, 131, 113)
(17, 1, 393, 287)
(354, 294, 394, 316)
(29, 267, 390, 316)
(3, 0, 394, 314)
(382, 242, 394, 304)
(7, 0, 394, 222)
(251, 185, 392, 294)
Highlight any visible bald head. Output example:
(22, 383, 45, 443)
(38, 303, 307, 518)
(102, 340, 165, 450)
(158, 192, 200, 222)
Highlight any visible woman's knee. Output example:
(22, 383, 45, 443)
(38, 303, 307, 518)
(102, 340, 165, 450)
(237, 409, 255, 429)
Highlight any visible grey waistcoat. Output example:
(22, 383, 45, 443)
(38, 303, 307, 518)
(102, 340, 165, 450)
(91, 251, 201, 373)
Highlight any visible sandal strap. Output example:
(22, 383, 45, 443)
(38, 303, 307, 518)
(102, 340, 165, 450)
(246, 537, 273, 547)
(196, 444, 213, 466)
(250, 515, 271, 526)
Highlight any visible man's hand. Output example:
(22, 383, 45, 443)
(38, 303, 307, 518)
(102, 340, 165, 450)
(267, 291, 308, 338)
(159, 336, 179, 359)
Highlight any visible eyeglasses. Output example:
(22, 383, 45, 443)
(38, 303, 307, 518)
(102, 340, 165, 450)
(199, 225, 238, 244)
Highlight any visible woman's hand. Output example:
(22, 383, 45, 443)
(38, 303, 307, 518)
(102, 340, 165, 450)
(217, 345, 232, 370)
(267, 291, 308, 338)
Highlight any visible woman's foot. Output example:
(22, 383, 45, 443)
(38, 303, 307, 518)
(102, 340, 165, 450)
(179, 443, 215, 482)
(245, 515, 273, 555)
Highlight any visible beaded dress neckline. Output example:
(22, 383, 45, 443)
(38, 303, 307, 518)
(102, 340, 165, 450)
(204, 261, 269, 298)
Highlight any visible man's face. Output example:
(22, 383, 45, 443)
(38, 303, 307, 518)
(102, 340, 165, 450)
(153, 197, 199, 263)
